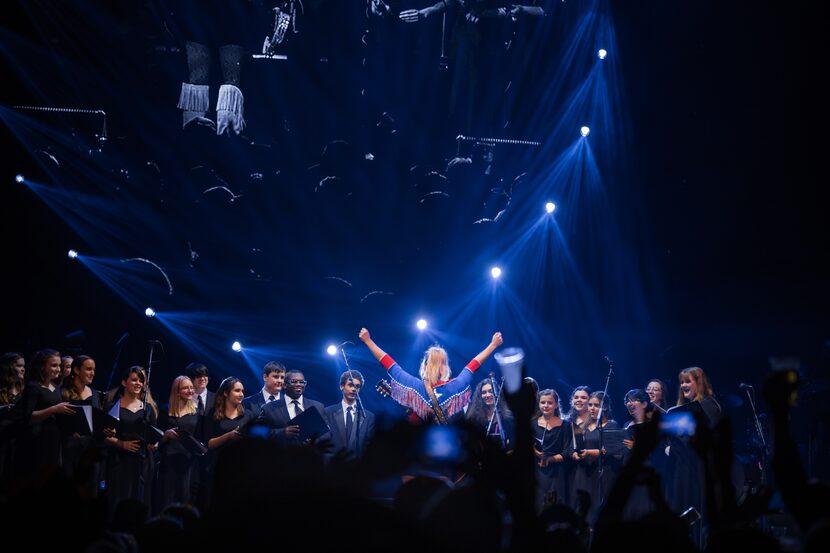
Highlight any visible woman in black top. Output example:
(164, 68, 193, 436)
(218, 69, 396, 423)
(532, 388, 567, 512)
(204, 377, 253, 452)
(0, 352, 26, 490)
(571, 391, 623, 524)
(61, 355, 107, 492)
(156, 375, 201, 512)
(14, 349, 76, 480)
(466, 378, 514, 450)
(104, 366, 159, 514)
(201, 377, 253, 506)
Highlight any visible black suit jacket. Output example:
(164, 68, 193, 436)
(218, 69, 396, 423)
(324, 403, 375, 458)
(243, 391, 280, 419)
(196, 390, 215, 416)
(260, 395, 326, 445)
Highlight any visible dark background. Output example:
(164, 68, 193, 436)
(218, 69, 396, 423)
(0, 1, 822, 463)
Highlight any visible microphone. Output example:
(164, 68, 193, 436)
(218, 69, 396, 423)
(739, 383, 753, 390)
(148, 339, 163, 345)
(116, 332, 129, 345)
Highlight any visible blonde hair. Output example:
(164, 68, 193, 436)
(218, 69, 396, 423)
(676, 366, 714, 405)
(419, 346, 451, 385)
(168, 376, 197, 417)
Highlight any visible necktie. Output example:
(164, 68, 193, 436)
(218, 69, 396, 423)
(268, 395, 276, 402)
(345, 406, 354, 446)
(197, 394, 204, 415)
(292, 400, 303, 418)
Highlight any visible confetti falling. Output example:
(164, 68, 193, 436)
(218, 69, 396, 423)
(325, 276, 354, 288)
(121, 257, 174, 295)
(360, 290, 394, 303)
(420, 191, 450, 203)
(203, 185, 243, 202)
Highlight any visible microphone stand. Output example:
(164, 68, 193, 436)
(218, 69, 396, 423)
(137, 340, 159, 500)
(743, 384, 768, 486)
(105, 332, 129, 396)
(486, 373, 507, 449)
(597, 356, 614, 506)
(341, 344, 364, 453)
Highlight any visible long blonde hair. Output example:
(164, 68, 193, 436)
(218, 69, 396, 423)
(676, 366, 714, 405)
(419, 346, 451, 385)
(168, 376, 197, 417)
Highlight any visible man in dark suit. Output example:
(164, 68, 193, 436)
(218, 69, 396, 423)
(243, 361, 286, 418)
(260, 369, 326, 445)
(324, 370, 375, 459)
(185, 362, 215, 416)
(184, 361, 214, 509)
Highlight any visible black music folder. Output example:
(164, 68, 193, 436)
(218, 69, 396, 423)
(122, 418, 165, 445)
(599, 428, 628, 458)
(60, 401, 118, 437)
(177, 429, 208, 456)
(292, 407, 330, 443)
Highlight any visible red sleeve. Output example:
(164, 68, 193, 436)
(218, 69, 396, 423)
(380, 354, 395, 370)
(465, 359, 481, 373)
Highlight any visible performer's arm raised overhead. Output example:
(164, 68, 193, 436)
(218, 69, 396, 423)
(470, 332, 504, 371)
(359, 328, 387, 362)
(359, 328, 503, 422)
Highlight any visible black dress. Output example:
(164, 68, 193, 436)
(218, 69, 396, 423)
(105, 404, 157, 514)
(533, 420, 568, 512)
(0, 394, 22, 491)
(571, 420, 623, 524)
(61, 389, 105, 489)
(201, 410, 255, 504)
(156, 411, 201, 512)
(14, 382, 64, 480)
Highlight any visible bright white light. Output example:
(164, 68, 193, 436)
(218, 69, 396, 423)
(326, 344, 338, 356)
(15, 174, 24, 183)
(231, 341, 242, 352)
(490, 266, 502, 279)
(416, 319, 428, 331)
(598, 49, 607, 60)
(144, 307, 155, 318)
(545, 202, 556, 214)
(580, 126, 591, 137)
(67, 249, 79, 259)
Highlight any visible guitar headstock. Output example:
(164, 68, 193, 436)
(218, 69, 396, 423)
(376, 379, 392, 398)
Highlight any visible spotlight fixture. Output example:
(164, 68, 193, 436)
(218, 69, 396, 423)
(231, 341, 242, 352)
(598, 49, 607, 60)
(67, 249, 79, 259)
(15, 174, 24, 183)
(545, 202, 556, 214)
(144, 307, 156, 318)
(490, 266, 503, 279)
(326, 344, 338, 356)
(580, 126, 590, 137)
(416, 319, 428, 331)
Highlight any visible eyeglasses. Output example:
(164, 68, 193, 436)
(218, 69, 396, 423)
(287, 379, 307, 385)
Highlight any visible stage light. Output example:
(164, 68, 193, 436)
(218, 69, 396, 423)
(231, 341, 242, 352)
(490, 266, 502, 279)
(144, 307, 155, 318)
(15, 174, 24, 183)
(67, 249, 79, 259)
(545, 202, 556, 214)
(580, 126, 590, 137)
(416, 319, 428, 331)
(598, 49, 607, 60)
(326, 344, 338, 356)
